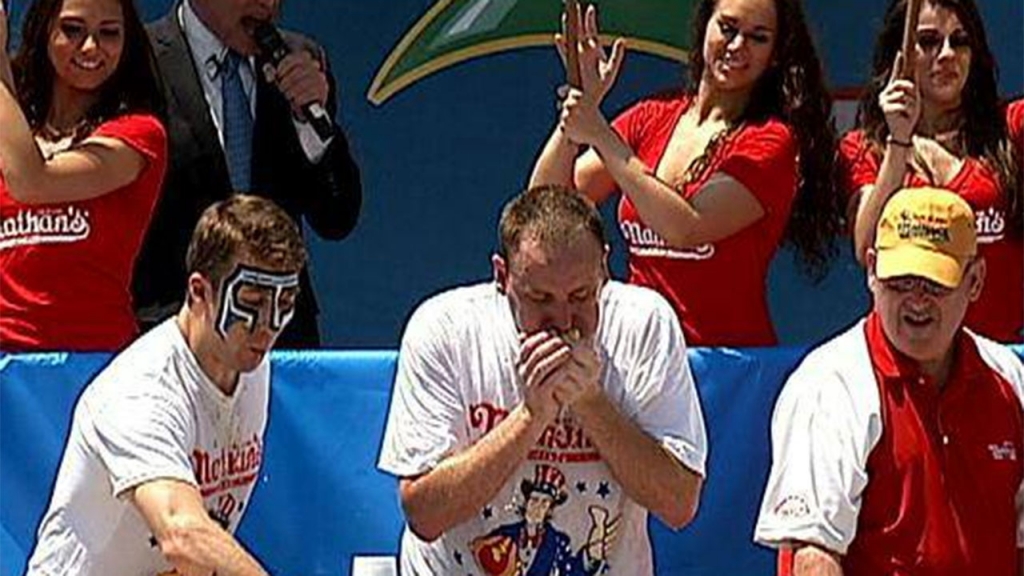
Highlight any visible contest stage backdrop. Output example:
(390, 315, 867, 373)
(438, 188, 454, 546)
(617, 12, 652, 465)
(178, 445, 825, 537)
(4, 347, 1024, 575)
(4, 0, 1022, 347)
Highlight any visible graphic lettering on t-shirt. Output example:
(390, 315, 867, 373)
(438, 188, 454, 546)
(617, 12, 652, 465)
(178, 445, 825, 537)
(987, 440, 1018, 461)
(619, 220, 714, 260)
(469, 403, 601, 463)
(0, 206, 91, 250)
(469, 464, 618, 576)
(191, 434, 263, 498)
(975, 207, 1006, 244)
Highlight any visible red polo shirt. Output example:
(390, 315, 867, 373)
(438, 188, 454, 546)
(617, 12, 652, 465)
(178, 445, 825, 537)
(757, 314, 1024, 575)
(845, 314, 1023, 574)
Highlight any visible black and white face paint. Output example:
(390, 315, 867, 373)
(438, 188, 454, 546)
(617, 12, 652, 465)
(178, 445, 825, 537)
(215, 264, 300, 338)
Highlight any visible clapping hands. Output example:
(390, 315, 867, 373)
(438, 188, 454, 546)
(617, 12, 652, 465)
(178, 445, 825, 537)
(553, 4, 626, 147)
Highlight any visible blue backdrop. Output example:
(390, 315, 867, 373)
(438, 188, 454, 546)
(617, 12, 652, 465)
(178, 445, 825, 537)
(4, 0, 1022, 348)
(4, 346, 1024, 575)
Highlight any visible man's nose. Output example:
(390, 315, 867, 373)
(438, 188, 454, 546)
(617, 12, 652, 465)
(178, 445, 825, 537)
(545, 304, 573, 332)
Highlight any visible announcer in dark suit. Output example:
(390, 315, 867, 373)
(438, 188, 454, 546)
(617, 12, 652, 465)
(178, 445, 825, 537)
(134, 0, 362, 347)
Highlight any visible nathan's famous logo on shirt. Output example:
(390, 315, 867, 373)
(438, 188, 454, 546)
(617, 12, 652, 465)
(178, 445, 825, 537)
(0, 206, 92, 250)
(192, 434, 263, 498)
(470, 403, 601, 463)
(619, 220, 714, 260)
(975, 207, 1006, 244)
(987, 440, 1018, 461)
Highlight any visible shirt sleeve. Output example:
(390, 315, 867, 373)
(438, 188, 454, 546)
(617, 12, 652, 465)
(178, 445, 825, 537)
(79, 380, 196, 498)
(716, 120, 798, 216)
(623, 293, 708, 478)
(611, 98, 656, 151)
(1007, 99, 1024, 158)
(377, 299, 465, 478)
(753, 355, 880, 555)
(837, 130, 880, 196)
(90, 113, 169, 166)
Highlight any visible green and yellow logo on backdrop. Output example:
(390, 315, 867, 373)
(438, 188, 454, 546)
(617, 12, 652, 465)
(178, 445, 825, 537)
(368, 0, 697, 105)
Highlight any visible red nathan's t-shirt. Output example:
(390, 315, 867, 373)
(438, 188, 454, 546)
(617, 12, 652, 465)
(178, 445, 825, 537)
(839, 123, 1023, 343)
(0, 113, 168, 351)
(1008, 99, 1023, 156)
(611, 92, 798, 346)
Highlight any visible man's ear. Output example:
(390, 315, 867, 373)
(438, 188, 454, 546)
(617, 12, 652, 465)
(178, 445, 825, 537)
(864, 248, 879, 290)
(492, 253, 509, 294)
(966, 257, 986, 302)
(187, 273, 213, 309)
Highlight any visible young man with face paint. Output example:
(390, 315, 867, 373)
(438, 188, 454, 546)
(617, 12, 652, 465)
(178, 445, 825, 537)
(754, 187, 1024, 575)
(378, 185, 708, 576)
(25, 195, 305, 576)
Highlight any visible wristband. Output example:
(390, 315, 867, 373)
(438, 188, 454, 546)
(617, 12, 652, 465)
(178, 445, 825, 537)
(886, 135, 913, 148)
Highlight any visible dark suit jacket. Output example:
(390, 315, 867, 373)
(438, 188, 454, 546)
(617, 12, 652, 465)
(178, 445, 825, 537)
(133, 8, 362, 348)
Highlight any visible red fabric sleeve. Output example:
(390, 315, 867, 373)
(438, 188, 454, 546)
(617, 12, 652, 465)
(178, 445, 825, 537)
(837, 130, 880, 198)
(611, 99, 657, 150)
(91, 113, 168, 165)
(1007, 99, 1024, 155)
(717, 120, 797, 215)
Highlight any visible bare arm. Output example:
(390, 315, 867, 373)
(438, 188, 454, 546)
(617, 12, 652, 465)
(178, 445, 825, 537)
(588, 125, 765, 248)
(0, 79, 146, 205)
(791, 543, 844, 576)
(131, 479, 268, 576)
(400, 402, 553, 541)
(0, 8, 12, 92)
(852, 54, 920, 263)
(570, 389, 703, 529)
(851, 142, 912, 263)
(528, 3, 620, 206)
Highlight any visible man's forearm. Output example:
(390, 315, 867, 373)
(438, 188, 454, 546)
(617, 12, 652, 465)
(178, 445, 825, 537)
(401, 403, 551, 541)
(571, 392, 702, 529)
(157, 515, 268, 576)
(792, 543, 843, 576)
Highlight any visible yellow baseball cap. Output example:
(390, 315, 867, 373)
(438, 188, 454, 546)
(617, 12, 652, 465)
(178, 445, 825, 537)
(875, 187, 977, 288)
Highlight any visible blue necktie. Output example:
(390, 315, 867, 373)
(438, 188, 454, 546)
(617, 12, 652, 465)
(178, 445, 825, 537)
(221, 51, 253, 192)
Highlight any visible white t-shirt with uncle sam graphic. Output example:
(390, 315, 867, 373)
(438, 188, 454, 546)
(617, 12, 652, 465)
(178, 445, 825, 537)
(26, 319, 269, 576)
(378, 281, 708, 576)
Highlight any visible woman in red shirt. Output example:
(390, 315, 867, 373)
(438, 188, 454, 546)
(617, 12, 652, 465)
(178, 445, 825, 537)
(0, 0, 168, 351)
(529, 0, 843, 347)
(841, 0, 1022, 342)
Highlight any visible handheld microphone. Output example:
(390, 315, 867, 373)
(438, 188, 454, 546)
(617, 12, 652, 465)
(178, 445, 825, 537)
(252, 21, 334, 141)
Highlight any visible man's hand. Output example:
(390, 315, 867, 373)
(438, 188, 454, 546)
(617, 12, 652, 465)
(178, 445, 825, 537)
(517, 330, 572, 422)
(265, 49, 328, 120)
(551, 338, 602, 408)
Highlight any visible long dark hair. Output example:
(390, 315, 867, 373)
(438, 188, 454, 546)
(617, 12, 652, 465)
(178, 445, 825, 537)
(11, 0, 165, 142)
(688, 0, 843, 280)
(856, 0, 1021, 236)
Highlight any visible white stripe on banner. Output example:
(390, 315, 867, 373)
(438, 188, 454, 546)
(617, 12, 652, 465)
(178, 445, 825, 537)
(351, 556, 397, 576)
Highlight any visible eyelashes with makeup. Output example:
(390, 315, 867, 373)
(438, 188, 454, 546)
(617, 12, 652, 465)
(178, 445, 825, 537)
(58, 22, 122, 42)
(916, 31, 970, 53)
(717, 21, 771, 45)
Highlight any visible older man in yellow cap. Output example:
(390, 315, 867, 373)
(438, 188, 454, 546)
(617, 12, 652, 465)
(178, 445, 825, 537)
(754, 187, 1024, 576)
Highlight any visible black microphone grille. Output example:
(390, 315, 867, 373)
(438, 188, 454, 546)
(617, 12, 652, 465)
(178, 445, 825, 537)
(253, 22, 289, 63)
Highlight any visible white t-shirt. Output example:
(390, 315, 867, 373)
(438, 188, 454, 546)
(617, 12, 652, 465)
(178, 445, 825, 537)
(26, 318, 270, 576)
(378, 281, 707, 576)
